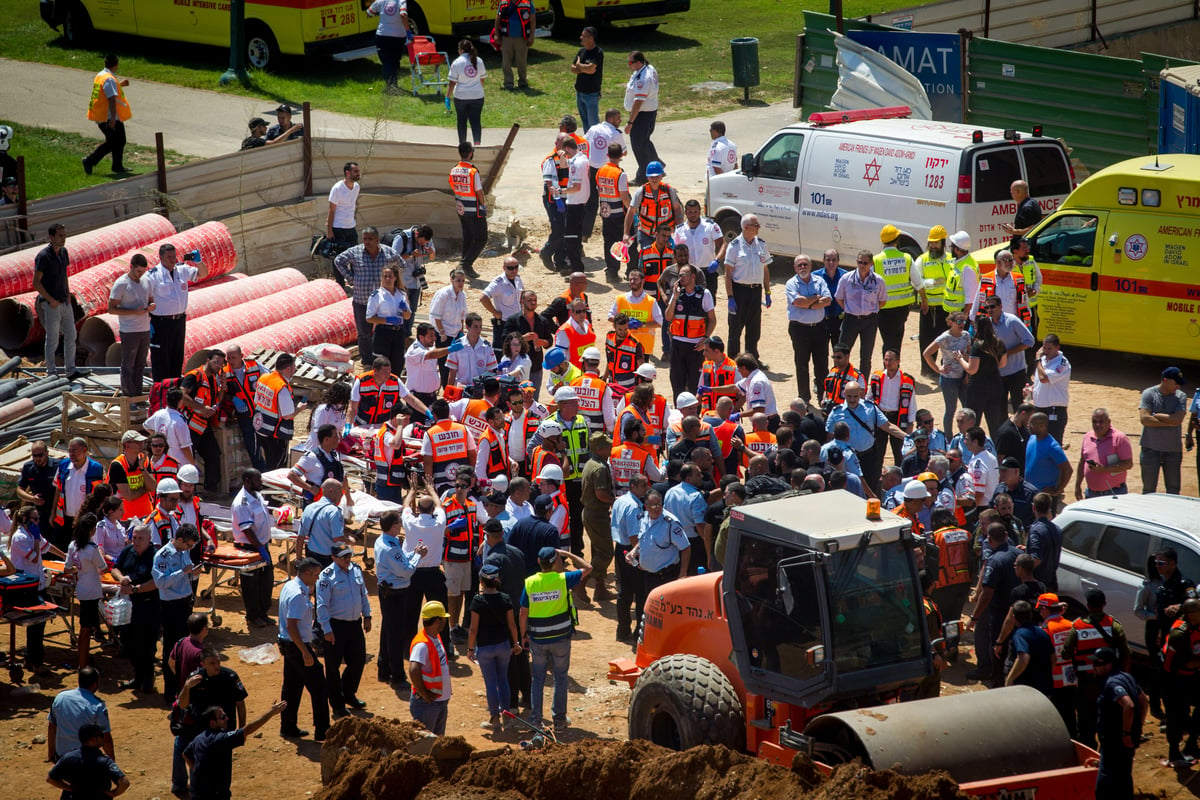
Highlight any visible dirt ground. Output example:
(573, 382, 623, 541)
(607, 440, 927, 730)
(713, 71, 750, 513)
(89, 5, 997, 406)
(3, 217, 1198, 798)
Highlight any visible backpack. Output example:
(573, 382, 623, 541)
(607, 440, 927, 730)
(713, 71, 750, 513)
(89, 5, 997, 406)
(148, 377, 183, 415)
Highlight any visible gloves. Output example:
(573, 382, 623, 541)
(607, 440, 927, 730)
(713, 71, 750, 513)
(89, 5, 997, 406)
(763, 294, 773, 308)
(727, 298, 737, 314)
(447, 517, 469, 533)
(696, 385, 712, 396)
(728, 412, 741, 423)
(444, 95, 452, 110)
(342, 423, 352, 437)
(707, 259, 720, 274)
(555, 197, 566, 213)
(385, 315, 402, 326)
(406, 30, 415, 43)
(627, 318, 643, 329)
(448, 337, 465, 353)
(425, 410, 435, 423)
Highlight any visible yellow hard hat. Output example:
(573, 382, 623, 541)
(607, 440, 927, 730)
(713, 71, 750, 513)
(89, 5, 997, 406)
(421, 601, 451, 620)
(928, 225, 948, 241)
(880, 224, 900, 243)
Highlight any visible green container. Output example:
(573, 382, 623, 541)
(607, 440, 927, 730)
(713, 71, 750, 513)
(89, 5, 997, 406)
(731, 37, 760, 92)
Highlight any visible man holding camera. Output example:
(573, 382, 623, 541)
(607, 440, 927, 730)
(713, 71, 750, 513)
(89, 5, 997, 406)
(147, 242, 210, 382)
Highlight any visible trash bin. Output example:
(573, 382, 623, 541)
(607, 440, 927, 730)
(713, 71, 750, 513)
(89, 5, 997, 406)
(730, 37, 759, 100)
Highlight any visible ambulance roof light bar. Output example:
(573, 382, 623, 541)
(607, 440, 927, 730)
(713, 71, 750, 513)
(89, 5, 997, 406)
(808, 106, 913, 127)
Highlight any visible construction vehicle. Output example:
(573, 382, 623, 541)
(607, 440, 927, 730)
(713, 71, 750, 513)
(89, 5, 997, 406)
(608, 490, 1100, 797)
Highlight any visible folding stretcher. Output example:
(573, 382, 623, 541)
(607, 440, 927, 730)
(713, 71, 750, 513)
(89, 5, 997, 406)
(199, 544, 270, 628)
(408, 36, 449, 97)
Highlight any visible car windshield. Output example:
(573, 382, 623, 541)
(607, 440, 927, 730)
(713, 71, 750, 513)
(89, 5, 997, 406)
(827, 540, 924, 673)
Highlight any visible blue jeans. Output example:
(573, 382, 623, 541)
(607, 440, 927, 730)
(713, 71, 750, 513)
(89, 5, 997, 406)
(529, 637, 571, 725)
(172, 731, 194, 790)
(409, 696, 449, 735)
(576, 92, 600, 132)
(1140, 447, 1182, 495)
(376, 481, 404, 503)
(476, 641, 513, 717)
(1086, 484, 1128, 499)
(938, 375, 965, 433)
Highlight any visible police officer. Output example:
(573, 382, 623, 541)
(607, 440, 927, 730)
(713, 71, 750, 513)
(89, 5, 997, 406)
(1093, 646, 1148, 799)
(875, 225, 916, 361)
(627, 490, 689, 628)
(278, 557, 330, 741)
(316, 544, 373, 718)
(1061, 588, 1131, 749)
(913, 225, 951, 378)
(373, 510, 426, 691)
(1162, 598, 1200, 766)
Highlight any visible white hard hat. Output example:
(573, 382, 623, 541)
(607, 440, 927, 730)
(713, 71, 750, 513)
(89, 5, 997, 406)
(675, 392, 699, 409)
(581, 346, 602, 363)
(554, 386, 578, 403)
(176, 464, 201, 485)
(636, 363, 657, 380)
(537, 419, 563, 438)
(948, 231, 972, 250)
(157, 478, 182, 495)
(903, 481, 930, 500)
(536, 464, 564, 482)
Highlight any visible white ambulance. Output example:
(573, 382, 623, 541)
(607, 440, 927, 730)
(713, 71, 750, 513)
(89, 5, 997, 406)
(705, 107, 1075, 260)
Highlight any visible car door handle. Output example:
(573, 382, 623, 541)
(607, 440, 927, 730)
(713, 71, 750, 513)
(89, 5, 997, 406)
(1081, 577, 1098, 586)
(1089, 272, 1098, 291)
(794, 186, 800, 204)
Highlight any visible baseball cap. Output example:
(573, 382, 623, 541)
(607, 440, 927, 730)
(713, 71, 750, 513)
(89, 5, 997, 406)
(1163, 366, 1186, 386)
(156, 478, 182, 495)
(1085, 588, 1107, 607)
(333, 544, 355, 559)
(484, 491, 506, 506)
(554, 386, 578, 403)
(999, 456, 1022, 470)
(675, 392, 699, 409)
(248, 116, 268, 130)
(479, 563, 501, 578)
(948, 231, 971, 250)
(903, 481, 929, 500)
(533, 494, 555, 511)
(910, 429, 929, 440)
(1092, 647, 1119, 665)
(122, 430, 147, 444)
(420, 601, 451, 620)
(537, 546, 559, 562)
(270, 104, 294, 114)
(1, 176, 17, 187)
(537, 419, 563, 438)
(1036, 592, 1060, 608)
(636, 363, 657, 380)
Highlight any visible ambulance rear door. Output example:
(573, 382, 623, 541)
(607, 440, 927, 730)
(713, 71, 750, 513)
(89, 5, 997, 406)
(1025, 211, 1106, 348)
(741, 130, 805, 254)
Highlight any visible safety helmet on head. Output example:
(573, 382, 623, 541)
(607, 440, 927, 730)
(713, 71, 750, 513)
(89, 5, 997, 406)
(675, 392, 699, 410)
(554, 386, 578, 403)
(880, 224, 900, 243)
(645, 161, 665, 178)
(176, 464, 201, 485)
(903, 481, 929, 500)
(543, 347, 568, 370)
(156, 478, 182, 495)
(948, 231, 972, 250)
(928, 225, 948, 241)
(536, 464, 564, 482)
(537, 419, 563, 438)
(581, 346, 602, 363)
(635, 363, 657, 380)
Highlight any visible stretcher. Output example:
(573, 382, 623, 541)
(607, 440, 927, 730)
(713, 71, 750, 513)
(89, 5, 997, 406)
(198, 544, 270, 628)
(4, 604, 60, 683)
(41, 560, 119, 648)
(407, 36, 449, 97)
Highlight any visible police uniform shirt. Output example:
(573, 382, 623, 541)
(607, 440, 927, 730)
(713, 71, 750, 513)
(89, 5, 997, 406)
(446, 337, 499, 385)
(230, 487, 272, 547)
(585, 121, 626, 169)
(298, 498, 344, 557)
(277, 576, 315, 642)
(637, 512, 690, 573)
(825, 401, 888, 453)
(375, 533, 422, 589)
(610, 491, 644, 547)
(820, 441, 862, 476)
(152, 542, 195, 601)
(292, 447, 344, 488)
(1030, 352, 1072, 408)
(483, 273, 525, 319)
(146, 263, 199, 317)
(624, 63, 659, 112)
(724, 235, 770, 285)
(316, 562, 371, 627)
(366, 286, 410, 321)
(404, 340, 441, 394)
(400, 506, 447, 568)
(663, 482, 706, 538)
(707, 136, 737, 178)
(784, 273, 830, 324)
(737, 368, 777, 416)
(834, 270, 888, 316)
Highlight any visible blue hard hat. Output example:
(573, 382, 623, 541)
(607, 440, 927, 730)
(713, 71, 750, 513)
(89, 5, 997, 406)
(646, 161, 665, 177)
(543, 347, 568, 370)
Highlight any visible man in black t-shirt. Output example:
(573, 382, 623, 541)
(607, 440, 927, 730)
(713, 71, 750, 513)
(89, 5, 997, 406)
(571, 27, 604, 132)
(46, 723, 129, 799)
(1092, 647, 1147, 799)
(184, 700, 285, 800)
(17, 441, 58, 526)
(179, 649, 250, 729)
(1001, 180, 1042, 237)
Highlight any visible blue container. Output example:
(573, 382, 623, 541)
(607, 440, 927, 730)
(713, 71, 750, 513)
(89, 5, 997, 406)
(1159, 65, 1200, 154)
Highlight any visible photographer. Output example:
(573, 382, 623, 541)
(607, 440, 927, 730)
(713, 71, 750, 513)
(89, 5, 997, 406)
(147, 242, 209, 381)
(383, 224, 435, 315)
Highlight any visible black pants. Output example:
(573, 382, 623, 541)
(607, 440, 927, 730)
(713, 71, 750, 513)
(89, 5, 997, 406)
(1164, 671, 1200, 754)
(564, 203, 586, 271)
(1050, 684, 1078, 740)
(376, 32, 404, 88)
(458, 213, 488, 275)
(728, 283, 762, 358)
(788, 320, 827, 403)
(634, 563, 678, 632)
(601, 208, 625, 275)
(372, 324, 407, 373)
(86, 120, 126, 171)
(669, 339, 704, 397)
(233, 413, 265, 472)
(150, 314, 187, 382)
(919, 306, 948, 374)
(238, 564, 272, 622)
(1035, 405, 1068, 445)
(565, 480, 584, 555)
(874, 409, 905, 467)
(407, 567, 454, 657)
(508, 646, 532, 708)
(583, 166, 600, 239)
(685, 536, 707, 576)
(352, 301, 373, 366)
(967, 382, 1008, 440)
(614, 543, 637, 638)
(1075, 674, 1104, 749)
(258, 434, 290, 471)
(190, 426, 221, 492)
(857, 446, 882, 498)
(629, 110, 659, 184)
(330, 228, 358, 291)
(24, 592, 50, 666)
(377, 584, 413, 685)
(53, 515, 74, 552)
(324, 617, 367, 712)
(840, 313, 879, 376)
(1002, 370, 1028, 415)
(411, 390, 437, 408)
(279, 638, 330, 735)
(877, 305, 909, 360)
(542, 198, 567, 270)
(1094, 743, 1134, 800)
(121, 599, 159, 689)
(161, 596, 193, 695)
(454, 97, 484, 145)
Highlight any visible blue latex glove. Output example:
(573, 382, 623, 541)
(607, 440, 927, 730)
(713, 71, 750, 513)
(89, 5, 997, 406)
(696, 385, 712, 396)
(406, 30, 415, 43)
(448, 337, 465, 353)
(444, 95, 452, 110)
(447, 517, 469, 533)
(385, 315, 402, 326)
(729, 412, 741, 423)
(727, 298, 737, 314)
(764, 294, 773, 308)
(555, 197, 566, 213)
(627, 318, 643, 329)
(425, 409, 435, 422)
(342, 423, 352, 437)
(707, 259, 720, 274)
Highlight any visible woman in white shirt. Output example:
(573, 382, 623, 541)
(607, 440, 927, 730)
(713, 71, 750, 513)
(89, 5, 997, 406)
(94, 496, 128, 559)
(305, 381, 352, 449)
(8, 505, 64, 669)
(66, 513, 109, 669)
(366, 265, 412, 371)
(497, 332, 531, 382)
(448, 39, 487, 146)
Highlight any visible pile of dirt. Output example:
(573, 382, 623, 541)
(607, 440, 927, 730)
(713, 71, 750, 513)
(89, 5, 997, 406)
(317, 721, 971, 800)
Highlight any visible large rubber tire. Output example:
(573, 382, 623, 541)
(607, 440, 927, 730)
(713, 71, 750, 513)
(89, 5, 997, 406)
(715, 211, 741, 243)
(246, 22, 279, 70)
(62, 0, 93, 45)
(628, 654, 744, 751)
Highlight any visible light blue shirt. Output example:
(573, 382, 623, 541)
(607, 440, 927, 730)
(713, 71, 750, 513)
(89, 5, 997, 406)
(825, 401, 889, 453)
(992, 312, 1035, 377)
(663, 482, 706, 538)
(637, 511, 690, 573)
(784, 273, 830, 324)
(611, 492, 644, 546)
(820, 440, 862, 476)
(152, 542, 194, 601)
(375, 534, 422, 589)
(902, 428, 948, 456)
(948, 432, 997, 458)
(48, 687, 110, 755)
(298, 498, 344, 557)
(278, 576, 314, 642)
(316, 562, 371, 628)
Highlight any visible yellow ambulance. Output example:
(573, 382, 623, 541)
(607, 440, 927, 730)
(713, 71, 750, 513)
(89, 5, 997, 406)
(971, 154, 1200, 360)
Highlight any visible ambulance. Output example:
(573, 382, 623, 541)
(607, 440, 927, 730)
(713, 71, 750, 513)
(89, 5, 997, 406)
(969, 154, 1200, 361)
(705, 106, 1075, 262)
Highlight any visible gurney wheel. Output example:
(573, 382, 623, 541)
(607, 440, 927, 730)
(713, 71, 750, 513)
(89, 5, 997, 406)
(364, 557, 375, 570)
(8, 664, 23, 683)
(210, 613, 222, 627)
(199, 587, 214, 600)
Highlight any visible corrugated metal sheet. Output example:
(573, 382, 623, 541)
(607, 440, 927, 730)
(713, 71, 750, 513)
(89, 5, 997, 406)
(798, 11, 896, 118)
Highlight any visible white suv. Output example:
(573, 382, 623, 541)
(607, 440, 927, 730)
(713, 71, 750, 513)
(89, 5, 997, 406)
(1056, 494, 1200, 658)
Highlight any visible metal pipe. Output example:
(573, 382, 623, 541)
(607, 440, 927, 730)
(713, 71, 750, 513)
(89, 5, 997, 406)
(194, 299, 357, 372)
(14, 377, 68, 399)
(0, 355, 20, 378)
(0, 397, 35, 427)
(0, 380, 29, 402)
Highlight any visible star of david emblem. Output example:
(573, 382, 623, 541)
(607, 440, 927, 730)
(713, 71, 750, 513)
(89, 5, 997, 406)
(864, 159, 882, 186)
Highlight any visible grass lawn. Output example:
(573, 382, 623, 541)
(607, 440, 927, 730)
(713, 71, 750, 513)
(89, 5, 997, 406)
(0, 120, 194, 199)
(6, 0, 902, 133)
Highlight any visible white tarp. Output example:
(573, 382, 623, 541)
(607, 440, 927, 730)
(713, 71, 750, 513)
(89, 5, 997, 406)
(831, 32, 933, 119)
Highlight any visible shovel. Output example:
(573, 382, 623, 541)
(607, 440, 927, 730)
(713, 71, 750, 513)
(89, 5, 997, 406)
(501, 709, 558, 746)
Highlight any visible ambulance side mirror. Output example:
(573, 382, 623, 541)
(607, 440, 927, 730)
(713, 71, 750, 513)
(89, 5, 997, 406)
(741, 153, 756, 176)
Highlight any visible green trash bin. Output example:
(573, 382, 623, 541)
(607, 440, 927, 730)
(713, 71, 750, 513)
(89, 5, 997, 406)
(730, 37, 759, 100)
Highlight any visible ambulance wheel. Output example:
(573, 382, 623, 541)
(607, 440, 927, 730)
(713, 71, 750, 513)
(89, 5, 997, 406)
(200, 587, 214, 601)
(246, 22, 279, 70)
(628, 653, 744, 751)
(62, 0, 93, 45)
(406, 4, 428, 39)
(549, 0, 574, 37)
(364, 557, 376, 570)
(897, 233, 924, 262)
(715, 211, 742, 243)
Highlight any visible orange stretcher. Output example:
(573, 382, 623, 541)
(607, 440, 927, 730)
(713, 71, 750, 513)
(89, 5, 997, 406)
(199, 544, 270, 628)
(42, 560, 119, 648)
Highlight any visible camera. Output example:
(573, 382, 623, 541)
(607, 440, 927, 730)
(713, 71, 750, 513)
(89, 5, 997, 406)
(411, 264, 427, 278)
(183, 249, 200, 262)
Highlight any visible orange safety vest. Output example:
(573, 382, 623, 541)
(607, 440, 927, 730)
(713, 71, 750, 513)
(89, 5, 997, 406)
(570, 131, 588, 157)
(868, 369, 916, 421)
(668, 287, 709, 339)
(410, 627, 447, 698)
(615, 291, 657, 353)
(355, 370, 403, 426)
(596, 163, 626, 215)
(479, 425, 510, 479)
(609, 441, 657, 493)
(221, 359, 261, 417)
(87, 70, 132, 122)
(1044, 615, 1078, 688)
(741, 430, 776, 470)
(148, 454, 179, 485)
(374, 425, 409, 487)
(1163, 617, 1200, 675)
(571, 372, 608, 433)
(459, 398, 493, 441)
(605, 330, 643, 389)
(530, 445, 561, 481)
(511, 410, 543, 463)
(976, 272, 1033, 328)
(823, 366, 863, 407)
(542, 149, 569, 204)
(710, 418, 739, 460)
(106, 453, 154, 520)
(253, 371, 294, 440)
(1071, 614, 1115, 675)
(557, 321, 596, 367)
(636, 182, 678, 236)
(146, 506, 179, 547)
(638, 241, 673, 292)
(646, 395, 667, 448)
(449, 160, 485, 217)
(495, 0, 535, 39)
(442, 495, 479, 563)
(426, 419, 472, 489)
(52, 459, 104, 528)
(184, 367, 221, 435)
(699, 357, 739, 415)
(932, 526, 971, 589)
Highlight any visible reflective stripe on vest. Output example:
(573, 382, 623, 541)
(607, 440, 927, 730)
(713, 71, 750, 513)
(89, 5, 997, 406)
(636, 183, 676, 236)
(1163, 617, 1200, 675)
(375, 426, 408, 487)
(449, 161, 484, 217)
(616, 292, 656, 353)
(1071, 615, 1115, 673)
(428, 420, 471, 488)
(557, 322, 596, 367)
(146, 507, 179, 547)
(638, 243, 673, 290)
(107, 453, 153, 520)
(149, 455, 180, 485)
(942, 255, 977, 313)
(442, 496, 479, 562)
(1044, 616, 1078, 688)
(597, 163, 625, 214)
(874, 247, 915, 308)
(410, 628, 447, 698)
(460, 398, 492, 441)
(356, 371, 402, 426)
(496, 0, 534, 38)
(976, 274, 1033, 328)
(184, 367, 219, 435)
(932, 527, 971, 588)
(571, 373, 608, 432)
(605, 331, 641, 389)
(221, 360, 261, 416)
(480, 426, 509, 478)
(553, 414, 589, 480)
(918, 254, 950, 305)
(1019, 258, 1040, 308)
(609, 442, 656, 493)
(823, 366, 862, 406)
(742, 431, 776, 469)
(543, 150, 568, 204)
(669, 288, 708, 339)
(53, 460, 102, 527)
(548, 363, 582, 397)
(525, 571, 573, 640)
(87, 71, 131, 122)
(253, 371, 294, 440)
(868, 370, 916, 420)
(699, 357, 738, 414)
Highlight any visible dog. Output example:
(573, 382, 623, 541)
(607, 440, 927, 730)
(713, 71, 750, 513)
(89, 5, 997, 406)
(504, 215, 528, 251)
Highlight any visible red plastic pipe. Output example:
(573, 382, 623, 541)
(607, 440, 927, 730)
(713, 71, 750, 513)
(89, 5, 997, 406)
(192, 299, 357, 372)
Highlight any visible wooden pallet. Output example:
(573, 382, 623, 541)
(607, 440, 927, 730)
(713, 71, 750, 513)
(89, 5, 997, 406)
(55, 393, 149, 462)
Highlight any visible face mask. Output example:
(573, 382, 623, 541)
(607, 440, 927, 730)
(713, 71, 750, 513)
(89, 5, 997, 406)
(27, 522, 41, 540)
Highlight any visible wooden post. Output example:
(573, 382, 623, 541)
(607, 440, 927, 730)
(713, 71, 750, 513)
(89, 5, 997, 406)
(155, 132, 169, 218)
(483, 123, 520, 197)
(303, 102, 313, 198)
